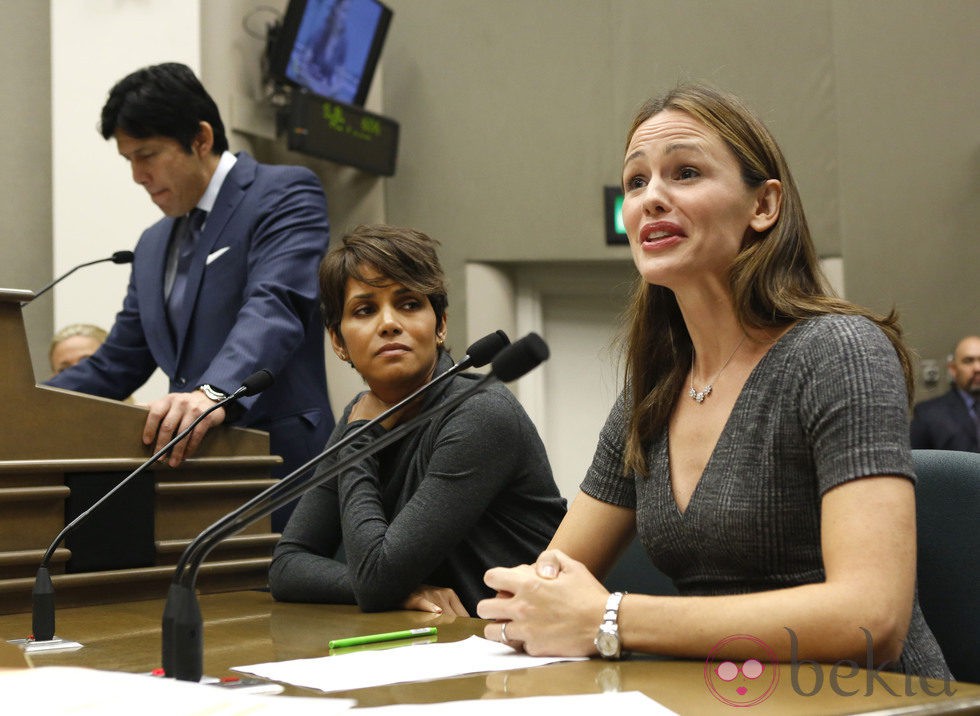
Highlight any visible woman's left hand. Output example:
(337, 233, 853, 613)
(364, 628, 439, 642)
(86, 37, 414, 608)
(476, 550, 609, 656)
(401, 585, 469, 616)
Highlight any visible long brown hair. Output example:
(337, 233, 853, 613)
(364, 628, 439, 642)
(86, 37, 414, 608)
(622, 84, 913, 476)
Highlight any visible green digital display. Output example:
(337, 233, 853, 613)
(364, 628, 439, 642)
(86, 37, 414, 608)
(320, 101, 384, 141)
(284, 92, 399, 176)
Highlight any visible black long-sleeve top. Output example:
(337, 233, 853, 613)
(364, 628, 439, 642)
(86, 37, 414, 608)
(269, 353, 566, 614)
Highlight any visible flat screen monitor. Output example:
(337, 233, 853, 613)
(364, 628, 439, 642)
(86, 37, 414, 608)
(269, 0, 393, 107)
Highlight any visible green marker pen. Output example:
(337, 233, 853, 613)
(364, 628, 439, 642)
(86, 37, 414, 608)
(328, 626, 438, 649)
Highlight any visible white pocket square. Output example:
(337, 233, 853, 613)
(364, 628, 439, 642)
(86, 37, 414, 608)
(206, 247, 230, 265)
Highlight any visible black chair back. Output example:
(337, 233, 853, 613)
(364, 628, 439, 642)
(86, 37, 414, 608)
(912, 449, 980, 684)
(602, 537, 678, 596)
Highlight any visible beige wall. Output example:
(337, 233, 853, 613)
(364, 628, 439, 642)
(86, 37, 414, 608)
(1, 1, 976, 403)
(47, 0, 200, 401)
(831, 1, 980, 382)
(0, 0, 52, 378)
(380, 0, 841, 349)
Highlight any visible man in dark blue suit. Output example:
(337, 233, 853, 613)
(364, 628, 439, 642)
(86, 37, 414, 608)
(910, 335, 980, 453)
(48, 63, 334, 530)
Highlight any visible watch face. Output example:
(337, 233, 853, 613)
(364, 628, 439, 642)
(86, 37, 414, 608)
(596, 630, 620, 658)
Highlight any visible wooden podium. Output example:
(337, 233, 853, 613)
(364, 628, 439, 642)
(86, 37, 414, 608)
(0, 289, 282, 616)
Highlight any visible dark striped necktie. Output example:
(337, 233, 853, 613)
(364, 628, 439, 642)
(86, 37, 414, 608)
(166, 208, 206, 331)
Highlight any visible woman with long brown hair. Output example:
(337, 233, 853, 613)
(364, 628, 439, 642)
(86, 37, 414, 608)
(478, 84, 947, 679)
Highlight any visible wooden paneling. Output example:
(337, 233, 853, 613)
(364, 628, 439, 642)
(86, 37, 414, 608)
(0, 290, 282, 614)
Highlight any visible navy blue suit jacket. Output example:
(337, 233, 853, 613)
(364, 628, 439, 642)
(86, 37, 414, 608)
(49, 152, 334, 470)
(910, 388, 979, 452)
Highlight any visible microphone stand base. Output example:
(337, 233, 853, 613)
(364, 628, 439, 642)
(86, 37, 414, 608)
(7, 636, 83, 653)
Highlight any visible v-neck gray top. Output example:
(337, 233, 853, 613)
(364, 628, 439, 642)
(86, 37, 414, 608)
(581, 314, 948, 678)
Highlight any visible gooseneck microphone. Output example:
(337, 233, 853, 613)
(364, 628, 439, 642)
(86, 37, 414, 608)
(27, 250, 135, 303)
(164, 332, 546, 681)
(30, 369, 273, 644)
(171, 330, 509, 588)
(160, 331, 509, 677)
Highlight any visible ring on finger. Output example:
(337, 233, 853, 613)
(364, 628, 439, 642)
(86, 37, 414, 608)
(500, 621, 509, 642)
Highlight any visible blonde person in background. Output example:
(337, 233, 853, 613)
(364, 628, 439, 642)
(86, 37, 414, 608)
(50, 323, 135, 404)
(49, 324, 108, 375)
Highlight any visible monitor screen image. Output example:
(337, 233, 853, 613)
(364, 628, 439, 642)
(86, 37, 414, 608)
(270, 0, 392, 106)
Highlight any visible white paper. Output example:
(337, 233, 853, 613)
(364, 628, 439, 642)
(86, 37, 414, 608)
(0, 666, 355, 715)
(233, 635, 587, 693)
(356, 691, 677, 715)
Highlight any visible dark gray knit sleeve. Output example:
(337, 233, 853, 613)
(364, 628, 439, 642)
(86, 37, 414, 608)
(796, 315, 915, 494)
(267, 412, 358, 604)
(268, 457, 355, 603)
(581, 390, 637, 508)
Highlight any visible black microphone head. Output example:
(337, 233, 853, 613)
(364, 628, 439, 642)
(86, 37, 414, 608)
(491, 333, 549, 382)
(111, 250, 135, 264)
(465, 330, 510, 368)
(241, 369, 275, 396)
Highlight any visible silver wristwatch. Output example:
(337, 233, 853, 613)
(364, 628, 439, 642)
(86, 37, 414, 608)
(198, 384, 228, 402)
(594, 591, 627, 660)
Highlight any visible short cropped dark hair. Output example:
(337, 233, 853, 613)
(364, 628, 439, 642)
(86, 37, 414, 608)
(319, 224, 448, 337)
(99, 62, 228, 154)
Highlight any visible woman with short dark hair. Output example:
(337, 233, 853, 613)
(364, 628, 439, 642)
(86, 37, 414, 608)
(270, 224, 565, 615)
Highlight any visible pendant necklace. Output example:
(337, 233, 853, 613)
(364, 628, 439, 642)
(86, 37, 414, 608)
(689, 335, 747, 404)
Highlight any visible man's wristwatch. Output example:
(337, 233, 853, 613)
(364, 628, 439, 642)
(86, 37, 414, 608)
(198, 384, 229, 402)
(594, 591, 627, 660)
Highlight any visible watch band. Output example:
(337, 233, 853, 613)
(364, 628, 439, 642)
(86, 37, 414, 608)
(595, 591, 627, 660)
(198, 384, 228, 402)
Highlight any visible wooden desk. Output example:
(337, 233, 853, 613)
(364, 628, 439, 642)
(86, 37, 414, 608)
(1, 591, 977, 713)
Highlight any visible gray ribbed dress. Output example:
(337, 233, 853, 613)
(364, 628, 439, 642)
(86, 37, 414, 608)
(582, 315, 948, 678)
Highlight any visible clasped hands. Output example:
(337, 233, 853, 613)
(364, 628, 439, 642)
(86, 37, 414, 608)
(477, 549, 609, 656)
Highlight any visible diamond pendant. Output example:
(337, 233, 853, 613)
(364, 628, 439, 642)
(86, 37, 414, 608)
(689, 385, 712, 404)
